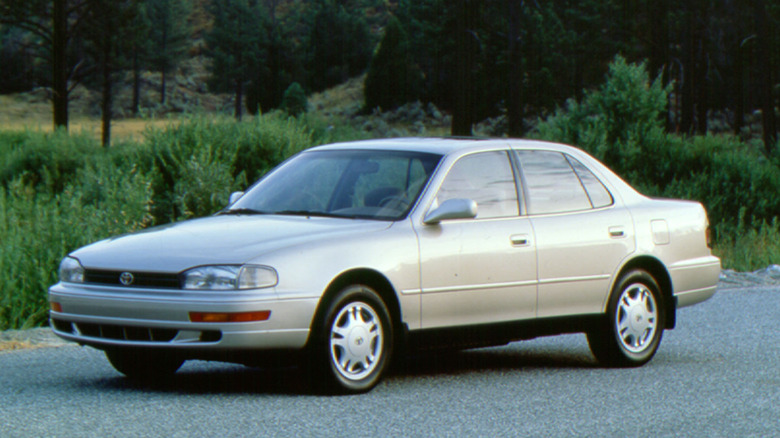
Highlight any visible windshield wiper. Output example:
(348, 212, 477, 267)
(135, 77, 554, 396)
(274, 210, 351, 219)
(219, 208, 266, 216)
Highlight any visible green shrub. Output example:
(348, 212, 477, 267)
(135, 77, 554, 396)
(534, 55, 780, 269)
(0, 162, 153, 330)
(0, 113, 333, 330)
(0, 129, 101, 195)
(280, 82, 309, 117)
(140, 114, 321, 222)
(534, 55, 669, 161)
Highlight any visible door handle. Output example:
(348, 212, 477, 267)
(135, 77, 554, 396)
(609, 226, 625, 238)
(510, 234, 530, 246)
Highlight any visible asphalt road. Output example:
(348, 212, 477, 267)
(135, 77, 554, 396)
(1, 286, 778, 437)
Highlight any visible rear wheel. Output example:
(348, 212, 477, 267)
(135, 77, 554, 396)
(105, 348, 184, 381)
(310, 284, 393, 394)
(587, 269, 665, 367)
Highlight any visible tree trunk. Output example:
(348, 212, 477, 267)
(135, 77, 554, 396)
(451, 0, 476, 137)
(648, 0, 671, 131)
(753, 0, 777, 154)
(734, 38, 745, 136)
(161, 69, 167, 104)
(696, 58, 708, 135)
(234, 80, 244, 120)
(52, 0, 69, 130)
(573, 59, 585, 104)
(270, 44, 281, 109)
(132, 46, 140, 116)
(160, 26, 168, 104)
(680, 0, 697, 135)
(505, 0, 523, 137)
(101, 48, 112, 148)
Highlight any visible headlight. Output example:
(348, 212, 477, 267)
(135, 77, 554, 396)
(59, 257, 85, 283)
(182, 265, 277, 290)
(238, 265, 278, 289)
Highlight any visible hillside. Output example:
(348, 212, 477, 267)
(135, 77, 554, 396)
(0, 0, 399, 139)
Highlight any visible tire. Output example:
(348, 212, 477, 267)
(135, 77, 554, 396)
(587, 269, 665, 367)
(105, 348, 184, 381)
(310, 284, 393, 394)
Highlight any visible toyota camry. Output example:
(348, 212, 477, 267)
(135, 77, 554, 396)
(49, 138, 721, 393)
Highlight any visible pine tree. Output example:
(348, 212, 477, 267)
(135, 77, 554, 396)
(0, 0, 90, 130)
(364, 16, 420, 111)
(280, 82, 307, 117)
(128, 1, 151, 115)
(147, 0, 191, 104)
(206, 0, 266, 120)
(307, 0, 372, 92)
(246, 0, 302, 114)
(81, 0, 140, 147)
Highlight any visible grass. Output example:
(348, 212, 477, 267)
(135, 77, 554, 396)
(0, 106, 184, 144)
(713, 219, 780, 272)
(0, 341, 33, 351)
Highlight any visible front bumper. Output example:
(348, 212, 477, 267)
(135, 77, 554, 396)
(48, 282, 319, 352)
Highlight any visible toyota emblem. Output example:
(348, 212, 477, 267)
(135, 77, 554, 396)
(119, 272, 134, 286)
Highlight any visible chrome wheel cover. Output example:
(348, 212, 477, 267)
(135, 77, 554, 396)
(615, 283, 658, 353)
(329, 301, 383, 381)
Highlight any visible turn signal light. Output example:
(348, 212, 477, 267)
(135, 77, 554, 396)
(50, 302, 63, 313)
(189, 310, 271, 323)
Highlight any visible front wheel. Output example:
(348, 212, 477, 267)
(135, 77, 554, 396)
(587, 269, 665, 367)
(310, 285, 393, 394)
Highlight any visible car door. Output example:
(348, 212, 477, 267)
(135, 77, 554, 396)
(514, 150, 635, 318)
(415, 150, 538, 329)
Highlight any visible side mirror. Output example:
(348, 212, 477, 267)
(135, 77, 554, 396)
(423, 198, 478, 225)
(228, 191, 244, 206)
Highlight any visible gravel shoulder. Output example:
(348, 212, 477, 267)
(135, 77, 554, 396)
(0, 327, 67, 352)
(3, 266, 778, 352)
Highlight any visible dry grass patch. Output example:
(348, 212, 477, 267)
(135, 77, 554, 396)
(0, 329, 66, 352)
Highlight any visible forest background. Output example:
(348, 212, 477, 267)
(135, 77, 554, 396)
(0, 0, 779, 330)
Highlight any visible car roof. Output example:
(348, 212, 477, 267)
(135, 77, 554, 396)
(309, 137, 581, 156)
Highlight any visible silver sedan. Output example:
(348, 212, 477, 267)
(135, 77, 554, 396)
(49, 138, 721, 393)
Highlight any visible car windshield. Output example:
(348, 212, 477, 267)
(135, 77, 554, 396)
(226, 149, 442, 220)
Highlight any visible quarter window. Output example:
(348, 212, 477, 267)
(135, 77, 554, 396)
(515, 150, 593, 215)
(435, 151, 519, 219)
(566, 156, 613, 208)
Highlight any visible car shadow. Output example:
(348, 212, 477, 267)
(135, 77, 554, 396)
(393, 346, 598, 378)
(100, 342, 599, 396)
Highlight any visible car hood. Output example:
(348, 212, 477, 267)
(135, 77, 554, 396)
(71, 215, 392, 272)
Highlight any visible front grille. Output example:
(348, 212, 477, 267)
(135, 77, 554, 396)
(51, 318, 222, 344)
(76, 322, 178, 342)
(84, 269, 180, 289)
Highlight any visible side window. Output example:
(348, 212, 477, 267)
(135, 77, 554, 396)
(566, 156, 613, 208)
(515, 150, 592, 215)
(435, 151, 519, 219)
